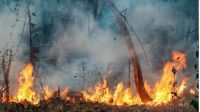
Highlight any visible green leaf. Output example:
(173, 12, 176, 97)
(196, 73, 199, 79)
(190, 99, 198, 111)
(196, 51, 199, 58)
(32, 13, 36, 16)
(194, 64, 198, 70)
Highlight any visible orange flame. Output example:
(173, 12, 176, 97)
(83, 51, 188, 106)
(44, 86, 53, 100)
(11, 63, 39, 105)
(8, 63, 68, 104)
(190, 89, 195, 95)
(1, 51, 187, 106)
(60, 87, 69, 100)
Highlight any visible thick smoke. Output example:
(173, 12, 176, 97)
(0, 0, 198, 92)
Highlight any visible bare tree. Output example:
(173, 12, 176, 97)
(1, 49, 12, 102)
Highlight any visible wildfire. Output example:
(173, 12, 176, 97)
(8, 63, 69, 105)
(43, 86, 69, 100)
(60, 87, 69, 100)
(44, 86, 53, 100)
(190, 89, 195, 95)
(0, 51, 188, 106)
(83, 51, 188, 106)
(11, 63, 39, 105)
(189, 87, 198, 95)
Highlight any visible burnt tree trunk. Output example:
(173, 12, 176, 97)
(2, 50, 12, 102)
(108, 0, 152, 102)
(128, 60, 131, 89)
(27, 4, 34, 65)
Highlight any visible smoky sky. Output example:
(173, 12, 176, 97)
(0, 0, 198, 92)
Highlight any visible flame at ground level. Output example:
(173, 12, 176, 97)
(83, 51, 188, 106)
(1, 51, 188, 106)
(10, 63, 39, 105)
(7, 63, 69, 105)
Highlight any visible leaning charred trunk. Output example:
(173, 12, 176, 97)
(116, 17, 152, 103)
(107, 0, 152, 102)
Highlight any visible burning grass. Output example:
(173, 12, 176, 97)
(0, 51, 198, 112)
(10, 63, 40, 105)
(83, 51, 188, 106)
(1, 62, 69, 105)
(0, 92, 197, 112)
